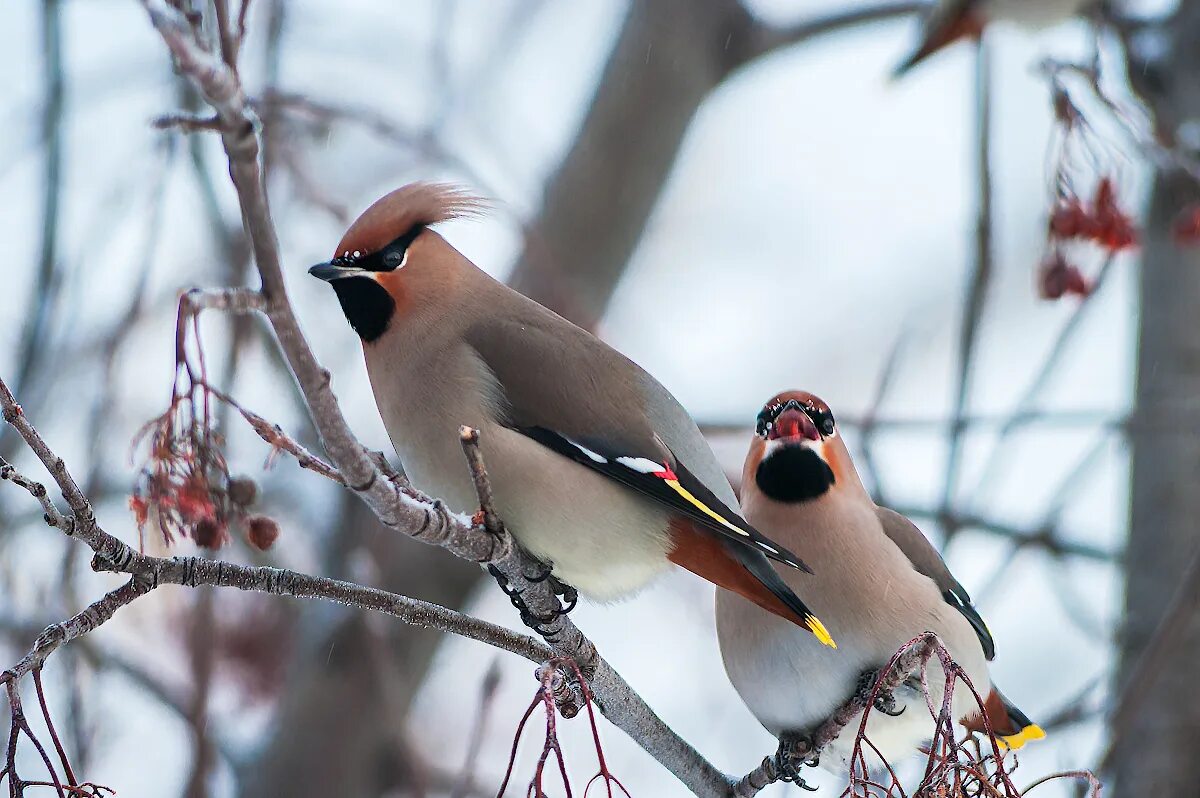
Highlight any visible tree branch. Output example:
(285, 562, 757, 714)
(733, 633, 938, 797)
(744, 1, 926, 62)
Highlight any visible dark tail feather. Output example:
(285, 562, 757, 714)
(964, 688, 1046, 750)
(738, 546, 836, 649)
(667, 519, 835, 648)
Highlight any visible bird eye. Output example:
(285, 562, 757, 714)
(383, 249, 405, 270)
(821, 416, 835, 436)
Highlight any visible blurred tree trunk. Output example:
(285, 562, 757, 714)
(238, 495, 483, 798)
(1116, 1, 1200, 793)
(508, 0, 759, 328)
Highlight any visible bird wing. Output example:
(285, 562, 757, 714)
(464, 313, 811, 573)
(875, 506, 996, 660)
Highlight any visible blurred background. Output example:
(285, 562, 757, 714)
(1, 0, 1197, 796)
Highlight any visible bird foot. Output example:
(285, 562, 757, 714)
(774, 732, 819, 790)
(855, 668, 905, 717)
(487, 563, 578, 635)
(548, 575, 579, 614)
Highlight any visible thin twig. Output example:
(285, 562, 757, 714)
(459, 427, 504, 537)
(0, 455, 68, 530)
(732, 634, 942, 797)
(941, 38, 994, 534)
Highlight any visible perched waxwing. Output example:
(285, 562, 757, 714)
(894, 0, 1096, 76)
(307, 183, 834, 646)
(717, 391, 1043, 774)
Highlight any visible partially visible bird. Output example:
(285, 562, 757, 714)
(717, 391, 1043, 775)
(894, 0, 1096, 76)
(307, 183, 834, 647)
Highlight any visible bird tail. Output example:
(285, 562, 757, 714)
(667, 518, 835, 648)
(963, 688, 1045, 750)
(892, 8, 986, 78)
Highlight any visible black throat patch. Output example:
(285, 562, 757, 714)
(755, 445, 835, 503)
(331, 277, 395, 343)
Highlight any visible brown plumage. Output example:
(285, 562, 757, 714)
(308, 183, 835, 647)
(894, 1, 985, 76)
(718, 390, 1042, 772)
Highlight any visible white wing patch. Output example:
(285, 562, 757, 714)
(566, 439, 609, 464)
(615, 456, 663, 474)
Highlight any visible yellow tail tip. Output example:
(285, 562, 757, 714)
(999, 724, 1046, 751)
(806, 615, 837, 649)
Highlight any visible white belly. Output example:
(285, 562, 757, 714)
(716, 495, 992, 774)
(717, 601, 989, 772)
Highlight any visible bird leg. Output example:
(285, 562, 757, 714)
(486, 563, 577, 635)
(773, 731, 819, 790)
(856, 667, 905, 717)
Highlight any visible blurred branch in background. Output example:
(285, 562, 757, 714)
(939, 38, 993, 539)
(0, 0, 65, 482)
(508, 0, 925, 327)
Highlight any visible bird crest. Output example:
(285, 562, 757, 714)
(334, 182, 486, 261)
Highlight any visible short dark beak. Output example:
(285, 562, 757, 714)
(307, 262, 367, 282)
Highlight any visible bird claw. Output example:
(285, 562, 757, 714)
(856, 668, 906, 717)
(526, 561, 555, 583)
(547, 575, 579, 614)
(487, 563, 579, 635)
(774, 732, 819, 789)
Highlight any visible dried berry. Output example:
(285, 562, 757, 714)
(1037, 254, 1091, 301)
(193, 518, 227, 549)
(228, 475, 259, 508)
(246, 515, 281, 551)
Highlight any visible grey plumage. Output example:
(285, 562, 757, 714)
(308, 186, 829, 641)
(717, 391, 1039, 772)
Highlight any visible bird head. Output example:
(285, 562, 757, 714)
(743, 390, 864, 504)
(308, 183, 483, 342)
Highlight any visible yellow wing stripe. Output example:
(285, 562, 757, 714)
(664, 480, 837, 650)
(805, 615, 837, 649)
(663, 479, 750, 537)
(999, 724, 1046, 750)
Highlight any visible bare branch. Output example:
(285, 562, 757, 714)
(2, 580, 152, 686)
(941, 40, 994, 532)
(204, 382, 345, 485)
(0, 455, 68, 530)
(152, 112, 221, 132)
(459, 427, 504, 537)
(744, 1, 927, 61)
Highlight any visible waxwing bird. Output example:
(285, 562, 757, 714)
(307, 183, 834, 646)
(716, 391, 1043, 775)
(894, 0, 1096, 76)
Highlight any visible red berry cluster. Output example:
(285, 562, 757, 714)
(130, 404, 280, 552)
(1037, 253, 1091, 301)
(1048, 178, 1138, 252)
(1040, 176, 1139, 301)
